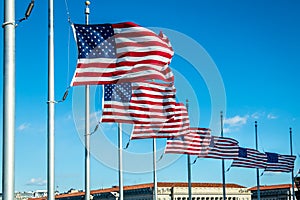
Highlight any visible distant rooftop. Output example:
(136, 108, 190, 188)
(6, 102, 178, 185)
(249, 184, 297, 191)
(28, 182, 248, 200)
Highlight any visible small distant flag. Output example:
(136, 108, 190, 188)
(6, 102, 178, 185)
(198, 136, 239, 160)
(164, 128, 211, 155)
(100, 81, 176, 124)
(264, 152, 296, 173)
(130, 103, 190, 139)
(71, 22, 174, 86)
(230, 147, 267, 169)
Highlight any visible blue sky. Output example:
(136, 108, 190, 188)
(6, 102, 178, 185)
(0, 0, 300, 193)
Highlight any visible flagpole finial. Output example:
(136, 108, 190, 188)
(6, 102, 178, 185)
(85, 1, 90, 15)
(255, 121, 257, 127)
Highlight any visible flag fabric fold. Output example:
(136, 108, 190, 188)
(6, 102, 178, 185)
(264, 152, 296, 173)
(198, 136, 239, 159)
(70, 22, 174, 86)
(230, 147, 267, 169)
(100, 81, 176, 124)
(159, 31, 173, 52)
(164, 128, 211, 155)
(130, 103, 190, 139)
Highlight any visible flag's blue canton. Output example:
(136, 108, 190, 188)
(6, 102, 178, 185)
(238, 147, 247, 158)
(266, 152, 279, 163)
(104, 83, 132, 102)
(74, 24, 116, 59)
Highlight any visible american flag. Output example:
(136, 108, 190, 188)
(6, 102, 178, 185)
(130, 103, 190, 139)
(264, 152, 296, 173)
(159, 31, 173, 52)
(198, 136, 239, 159)
(100, 81, 176, 124)
(70, 22, 174, 86)
(230, 147, 267, 169)
(164, 128, 211, 155)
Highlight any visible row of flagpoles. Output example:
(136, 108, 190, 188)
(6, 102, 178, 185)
(69, 3, 297, 198)
(162, 118, 296, 199)
(2, 1, 297, 200)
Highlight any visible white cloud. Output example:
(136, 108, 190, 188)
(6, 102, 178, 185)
(17, 123, 30, 131)
(251, 111, 278, 120)
(224, 115, 248, 127)
(251, 111, 266, 119)
(223, 127, 231, 134)
(222, 115, 249, 133)
(251, 112, 260, 119)
(267, 113, 278, 119)
(26, 178, 46, 186)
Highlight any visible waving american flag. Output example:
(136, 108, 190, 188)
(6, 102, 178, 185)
(230, 147, 267, 169)
(264, 152, 296, 173)
(100, 81, 176, 124)
(130, 103, 190, 139)
(198, 136, 239, 159)
(71, 22, 174, 86)
(164, 128, 211, 155)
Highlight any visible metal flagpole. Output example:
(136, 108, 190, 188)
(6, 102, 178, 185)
(153, 138, 158, 200)
(118, 124, 124, 200)
(2, 0, 16, 199)
(255, 121, 261, 200)
(84, 2, 91, 200)
(47, 0, 55, 199)
(186, 99, 192, 200)
(290, 128, 295, 200)
(187, 154, 192, 199)
(220, 111, 226, 200)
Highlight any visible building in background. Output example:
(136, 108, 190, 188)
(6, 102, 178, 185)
(249, 184, 298, 200)
(295, 172, 300, 200)
(28, 182, 250, 200)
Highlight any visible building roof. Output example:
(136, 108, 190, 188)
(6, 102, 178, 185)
(28, 182, 247, 200)
(249, 184, 296, 191)
(90, 182, 246, 194)
(158, 182, 246, 188)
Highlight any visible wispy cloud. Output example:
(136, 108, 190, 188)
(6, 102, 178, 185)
(17, 123, 30, 131)
(267, 113, 278, 119)
(224, 115, 248, 127)
(223, 127, 230, 133)
(251, 111, 278, 120)
(26, 178, 46, 186)
(251, 112, 265, 119)
(223, 115, 249, 133)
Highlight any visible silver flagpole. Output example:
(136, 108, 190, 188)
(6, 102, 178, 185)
(290, 128, 295, 200)
(2, 0, 16, 199)
(153, 138, 158, 200)
(255, 121, 261, 200)
(84, 2, 91, 200)
(186, 99, 192, 200)
(220, 111, 226, 200)
(47, 0, 55, 199)
(187, 154, 192, 199)
(118, 124, 124, 200)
